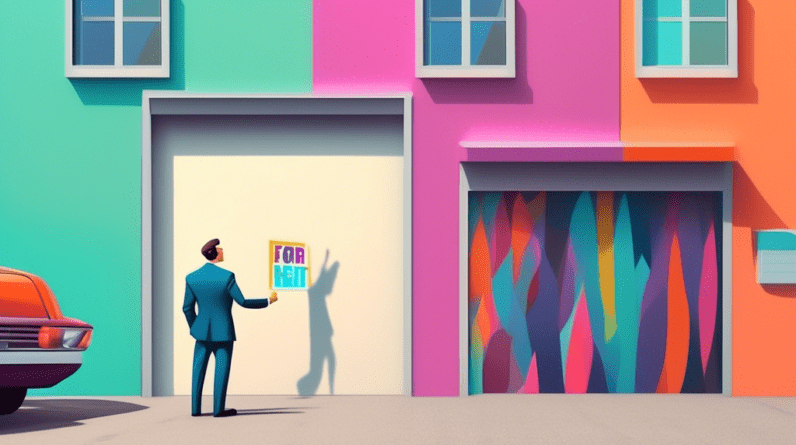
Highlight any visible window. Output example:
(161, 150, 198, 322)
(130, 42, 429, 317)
(416, 0, 515, 78)
(636, 0, 737, 78)
(65, 0, 170, 78)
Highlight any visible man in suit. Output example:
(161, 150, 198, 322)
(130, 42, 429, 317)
(183, 238, 278, 418)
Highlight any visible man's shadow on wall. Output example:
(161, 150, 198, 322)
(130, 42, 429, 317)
(297, 249, 340, 396)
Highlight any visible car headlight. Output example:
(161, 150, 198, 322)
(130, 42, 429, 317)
(38, 327, 91, 349)
(62, 329, 85, 348)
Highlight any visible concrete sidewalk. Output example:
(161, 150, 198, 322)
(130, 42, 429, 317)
(1, 395, 795, 444)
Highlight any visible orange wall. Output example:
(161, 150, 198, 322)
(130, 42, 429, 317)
(621, 0, 796, 395)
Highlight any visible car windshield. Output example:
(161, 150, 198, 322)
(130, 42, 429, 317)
(0, 273, 49, 318)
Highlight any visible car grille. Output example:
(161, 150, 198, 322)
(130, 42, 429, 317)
(0, 325, 40, 349)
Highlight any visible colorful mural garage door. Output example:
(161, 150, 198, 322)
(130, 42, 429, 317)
(468, 191, 722, 394)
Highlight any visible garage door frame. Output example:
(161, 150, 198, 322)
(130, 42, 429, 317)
(141, 92, 413, 397)
(458, 162, 732, 396)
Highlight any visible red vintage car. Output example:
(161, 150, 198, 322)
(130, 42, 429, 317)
(0, 266, 93, 414)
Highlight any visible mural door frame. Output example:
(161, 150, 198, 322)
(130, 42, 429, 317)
(141, 92, 413, 397)
(458, 162, 733, 396)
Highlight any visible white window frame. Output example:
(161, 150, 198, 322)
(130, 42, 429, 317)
(416, 0, 515, 78)
(636, 0, 737, 78)
(65, 0, 170, 78)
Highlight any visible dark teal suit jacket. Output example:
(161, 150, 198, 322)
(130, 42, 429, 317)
(183, 263, 270, 342)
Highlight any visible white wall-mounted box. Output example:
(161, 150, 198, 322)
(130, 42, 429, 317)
(756, 230, 796, 284)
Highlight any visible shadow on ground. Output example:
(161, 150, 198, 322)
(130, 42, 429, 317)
(190, 407, 309, 417)
(236, 408, 306, 416)
(0, 399, 147, 435)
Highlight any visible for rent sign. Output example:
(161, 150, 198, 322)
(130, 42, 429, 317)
(269, 240, 311, 291)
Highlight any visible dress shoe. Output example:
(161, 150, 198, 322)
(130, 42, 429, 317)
(213, 408, 237, 418)
(191, 412, 201, 417)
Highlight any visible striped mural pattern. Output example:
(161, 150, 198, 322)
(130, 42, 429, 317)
(468, 191, 722, 394)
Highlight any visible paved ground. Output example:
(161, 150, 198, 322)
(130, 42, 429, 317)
(1, 395, 795, 444)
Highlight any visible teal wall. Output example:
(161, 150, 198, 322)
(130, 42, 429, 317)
(0, 1, 312, 396)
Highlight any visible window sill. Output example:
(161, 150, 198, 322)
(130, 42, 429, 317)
(416, 65, 515, 79)
(636, 66, 738, 79)
(65, 65, 170, 79)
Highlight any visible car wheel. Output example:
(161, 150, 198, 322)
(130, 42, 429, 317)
(0, 388, 27, 415)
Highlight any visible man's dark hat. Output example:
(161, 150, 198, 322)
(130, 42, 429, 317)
(202, 238, 220, 256)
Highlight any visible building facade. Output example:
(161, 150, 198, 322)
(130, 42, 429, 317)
(1, 0, 793, 397)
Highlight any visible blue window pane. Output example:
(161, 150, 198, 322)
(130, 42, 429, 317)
(424, 21, 462, 65)
(471, 22, 506, 65)
(691, 0, 726, 17)
(124, 22, 161, 65)
(643, 21, 682, 66)
(78, 0, 113, 17)
(74, 21, 114, 65)
(427, 0, 461, 18)
(471, 0, 504, 18)
(643, 0, 681, 18)
(124, 0, 160, 17)
(690, 22, 727, 65)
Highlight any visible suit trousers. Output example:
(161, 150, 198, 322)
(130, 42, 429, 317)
(192, 340, 234, 416)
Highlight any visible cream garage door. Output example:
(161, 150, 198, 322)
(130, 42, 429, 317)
(154, 113, 406, 396)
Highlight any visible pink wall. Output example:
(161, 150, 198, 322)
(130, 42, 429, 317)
(314, 0, 620, 395)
